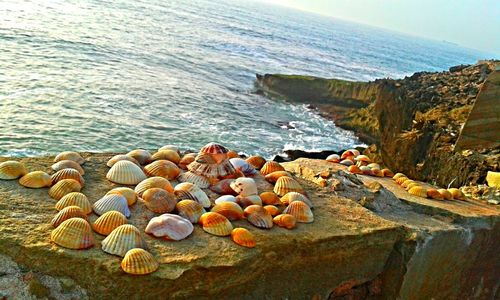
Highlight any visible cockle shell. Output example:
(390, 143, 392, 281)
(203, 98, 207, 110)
(199, 212, 233, 236)
(448, 188, 465, 200)
(135, 177, 174, 197)
(144, 160, 181, 180)
(273, 176, 304, 197)
(102, 224, 147, 257)
(259, 192, 281, 205)
(93, 194, 131, 218)
(121, 248, 159, 275)
(405, 182, 421, 191)
(243, 204, 265, 217)
(174, 182, 211, 208)
(372, 169, 384, 177)
(106, 154, 141, 168)
(355, 155, 371, 163)
(127, 149, 152, 165)
(54, 151, 85, 165)
(401, 179, 415, 189)
(49, 179, 82, 200)
(19, 171, 52, 188)
(211, 202, 244, 221)
(246, 155, 266, 169)
(339, 159, 354, 166)
(408, 186, 428, 198)
(283, 201, 313, 223)
(51, 168, 85, 187)
(51, 160, 85, 175)
(260, 161, 284, 176)
(342, 149, 359, 159)
(230, 177, 258, 197)
(51, 206, 87, 228)
(395, 176, 409, 185)
(0, 161, 27, 180)
(427, 188, 444, 200)
(107, 161, 147, 185)
(142, 188, 177, 214)
(145, 213, 193, 241)
(178, 153, 196, 170)
(188, 159, 236, 178)
(194, 153, 217, 164)
(393, 173, 406, 180)
(55, 192, 92, 214)
(264, 171, 292, 184)
(210, 179, 238, 196)
(438, 189, 453, 200)
(50, 218, 94, 249)
(263, 205, 280, 216)
(382, 168, 394, 177)
(280, 192, 313, 208)
(158, 145, 180, 154)
(176, 200, 206, 223)
(236, 195, 262, 208)
(106, 187, 137, 206)
(229, 158, 257, 176)
(231, 228, 256, 248)
(177, 171, 210, 189)
(273, 214, 296, 229)
(326, 154, 340, 163)
(367, 163, 381, 170)
(227, 150, 239, 159)
(246, 207, 273, 229)
(92, 211, 128, 236)
(214, 195, 238, 205)
(200, 142, 229, 155)
(347, 165, 363, 174)
(151, 150, 181, 164)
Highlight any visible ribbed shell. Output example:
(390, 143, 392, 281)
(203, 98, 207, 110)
(106, 161, 147, 185)
(178, 153, 196, 170)
(101, 224, 147, 257)
(273, 214, 296, 229)
(174, 182, 210, 208)
(359, 166, 373, 175)
(151, 150, 181, 164)
(401, 179, 415, 188)
(51, 206, 87, 228)
(106, 155, 140, 168)
(55, 192, 92, 214)
(51, 168, 85, 187)
(372, 169, 385, 177)
(142, 188, 177, 214)
(341, 150, 357, 160)
(211, 202, 244, 221)
(263, 205, 280, 216)
(395, 177, 409, 185)
(54, 152, 85, 165)
(427, 188, 444, 200)
(438, 189, 453, 200)
(273, 176, 304, 197)
(50, 218, 94, 249)
(280, 192, 313, 208)
(177, 171, 210, 188)
(230, 177, 258, 197)
(243, 204, 265, 217)
(121, 248, 159, 275)
(408, 186, 428, 198)
(145, 213, 193, 241)
(247, 210, 273, 229)
(92, 211, 128, 236)
(325, 154, 340, 163)
(49, 179, 82, 200)
(381, 168, 394, 177)
(209, 179, 238, 196)
(106, 187, 137, 206)
(448, 188, 465, 200)
(393, 173, 407, 180)
(19, 171, 52, 188)
(259, 192, 281, 205)
(51, 160, 85, 175)
(348, 165, 362, 174)
(214, 195, 238, 205)
(144, 160, 181, 180)
(135, 177, 174, 197)
(283, 201, 314, 223)
(158, 145, 180, 153)
(200, 142, 229, 155)
(126, 149, 152, 165)
(405, 182, 421, 191)
(231, 228, 256, 248)
(229, 158, 257, 176)
(265, 171, 292, 184)
(93, 194, 131, 218)
(199, 212, 233, 236)
(236, 195, 262, 208)
(176, 200, 206, 223)
(245, 156, 266, 169)
(187, 159, 236, 178)
(339, 159, 354, 166)
(260, 161, 284, 176)
(0, 161, 27, 180)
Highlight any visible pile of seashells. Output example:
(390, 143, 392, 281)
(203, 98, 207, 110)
(392, 173, 465, 201)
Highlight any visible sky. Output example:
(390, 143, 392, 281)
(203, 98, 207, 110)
(258, 0, 500, 55)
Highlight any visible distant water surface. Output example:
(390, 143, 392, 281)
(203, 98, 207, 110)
(0, 0, 492, 157)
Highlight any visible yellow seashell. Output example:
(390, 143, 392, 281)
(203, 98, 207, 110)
(54, 151, 85, 165)
(151, 150, 181, 164)
(106, 187, 137, 206)
(348, 165, 363, 174)
(427, 188, 444, 200)
(51, 160, 85, 175)
(50, 218, 94, 249)
(211, 202, 244, 221)
(231, 228, 256, 248)
(437, 189, 453, 200)
(92, 211, 128, 236)
(0, 161, 27, 180)
(176, 200, 206, 223)
(264, 171, 292, 184)
(367, 163, 380, 170)
(263, 205, 280, 216)
(405, 182, 421, 191)
(51, 206, 87, 228)
(393, 173, 406, 180)
(178, 153, 196, 170)
(177, 171, 210, 189)
(355, 155, 371, 163)
(106, 160, 147, 185)
(395, 176, 409, 185)
(448, 188, 465, 200)
(273, 176, 304, 197)
(381, 168, 394, 178)
(121, 248, 159, 275)
(93, 194, 130, 217)
(283, 201, 313, 223)
(199, 212, 233, 236)
(273, 214, 296, 229)
(174, 182, 210, 208)
(51, 168, 85, 187)
(401, 179, 415, 189)
(486, 171, 500, 188)
(106, 154, 141, 168)
(280, 192, 313, 208)
(243, 204, 265, 217)
(259, 192, 281, 206)
(260, 161, 284, 176)
(101, 224, 147, 257)
(245, 155, 266, 169)
(126, 149, 152, 165)
(408, 186, 428, 198)
(144, 160, 181, 180)
(55, 192, 91, 214)
(49, 179, 82, 200)
(135, 177, 174, 197)
(19, 171, 52, 188)
(142, 188, 177, 214)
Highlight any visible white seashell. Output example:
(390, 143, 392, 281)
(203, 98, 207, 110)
(106, 161, 147, 185)
(145, 213, 193, 241)
(230, 177, 258, 197)
(177, 171, 210, 189)
(326, 154, 340, 163)
(93, 194, 131, 218)
(229, 158, 257, 176)
(214, 195, 238, 205)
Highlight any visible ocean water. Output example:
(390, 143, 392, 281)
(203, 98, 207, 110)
(0, 0, 492, 158)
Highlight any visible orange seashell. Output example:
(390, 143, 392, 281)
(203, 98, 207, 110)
(0, 161, 27, 180)
(200, 142, 229, 155)
(243, 204, 266, 217)
(405, 182, 421, 191)
(273, 176, 304, 197)
(50, 218, 94, 249)
(92, 211, 128, 236)
(54, 151, 85, 165)
(144, 160, 181, 180)
(359, 166, 374, 176)
(259, 192, 281, 205)
(55, 192, 91, 214)
(142, 188, 177, 214)
(135, 177, 174, 197)
(51, 206, 87, 228)
(107, 160, 147, 185)
(437, 189, 453, 200)
(226, 150, 239, 159)
(382, 168, 394, 177)
(49, 179, 82, 200)
(372, 169, 385, 177)
(211, 202, 244, 221)
(325, 154, 340, 163)
(102, 224, 147, 257)
(176, 200, 206, 223)
(51, 168, 85, 187)
(247, 210, 273, 229)
(265, 171, 292, 184)
(393, 173, 406, 180)
(51, 160, 85, 175)
(260, 161, 284, 176)
(19, 171, 52, 188)
(106, 154, 141, 168)
(347, 165, 363, 174)
(177, 171, 210, 188)
(273, 214, 296, 229)
(210, 179, 238, 196)
(283, 201, 313, 223)
(174, 182, 211, 208)
(188, 158, 237, 178)
(427, 188, 444, 200)
(106, 187, 137, 206)
(178, 153, 196, 170)
(408, 186, 428, 198)
(246, 155, 266, 169)
(127, 149, 152, 165)
(151, 150, 181, 164)
(355, 155, 371, 163)
(395, 176, 409, 185)
(401, 179, 415, 188)
(231, 228, 256, 248)
(280, 192, 313, 208)
(341, 150, 355, 160)
(158, 145, 180, 154)
(121, 248, 158, 275)
(199, 212, 233, 236)
(448, 188, 465, 200)
(263, 205, 280, 216)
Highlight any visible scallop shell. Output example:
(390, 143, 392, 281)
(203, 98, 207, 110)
(326, 154, 340, 163)
(151, 150, 181, 164)
(194, 153, 217, 164)
(178, 153, 196, 170)
(408, 186, 428, 198)
(339, 159, 354, 166)
(260, 161, 284, 176)
(106, 187, 137, 206)
(144, 160, 181, 180)
(280, 192, 313, 208)
(393, 173, 406, 180)
(231, 228, 256, 248)
(395, 177, 409, 185)
(51, 206, 87, 228)
(102, 224, 147, 257)
(135, 177, 174, 197)
(142, 188, 177, 214)
(211, 202, 244, 221)
(341, 150, 358, 160)
(243, 204, 266, 217)
(54, 151, 85, 165)
(263, 205, 280, 216)
(51, 160, 85, 175)
(448, 188, 465, 200)
(106, 155, 141, 168)
(245, 155, 266, 169)
(187, 159, 236, 178)
(55, 192, 92, 214)
(230, 177, 258, 197)
(273, 176, 304, 197)
(214, 195, 238, 205)
(177, 171, 210, 188)
(93, 194, 131, 217)
(121, 248, 159, 275)
(199, 212, 233, 236)
(49, 179, 82, 200)
(401, 179, 415, 189)
(227, 150, 239, 159)
(382, 168, 394, 177)
(405, 182, 421, 191)
(283, 201, 313, 223)
(265, 171, 292, 184)
(355, 155, 371, 163)
(107, 161, 147, 185)
(438, 189, 453, 200)
(176, 200, 206, 223)
(174, 182, 210, 208)
(50, 218, 94, 249)
(259, 192, 281, 205)
(200, 142, 229, 155)
(127, 149, 152, 165)
(236, 195, 262, 208)
(247, 210, 273, 229)
(158, 145, 180, 154)
(348, 165, 363, 174)
(92, 211, 128, 236)
(51, 168, 85, 187)
(427, 188, 444, 200)
(145, 213, 193, 241)
(19, 171, 52, 188)
(229, 158, 257, 176)
(0, 161, 27, 180)
(372, 169, 384, 177)
(210, 179, 238, 196)
(273, 214, 296, 229)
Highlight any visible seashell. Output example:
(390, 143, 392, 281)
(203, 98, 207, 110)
(236, 195, 262, 208)
(199, 212, 233, 236)
(106, 187, 137, 206)
(367, 163, 381, 170)
(50, 218, 94, 249)
(135, 177, 174, 197)
(355, 155, 371, 163)
(0, 161, 27, 180)
(427, 188, 444, 200)
(448, 188, 465, 200)
(127, 149, 152, 165)
(55, 192, 92, 214)
(263, 205, 280, 216)
(408, 186, 428, 198)
(393, 173, 406, 180)
(229, 158, 257, 176)
(325, 154, 340, 163)
(405, 182, 421, 191)
(93, 194, 131, 217)
(247, 209, 273, 229)
(260, 161, 284, 176)
(211, 202, 244, 221)
(107, 161, 147, 185)
(280, 192, 313, 208)
(174, 182, 211, 208)
(102, 224, 147, 257)
(142, 188, 177, 214)
(51, 168, 85, 187)
(230, 177, 258, 197)
(246, 155, 266, 169)
(214, 195, 238, 205)
(359, 166, 374, 176)
(151, 150, 181, 164)
(144, 160, 181, 180)
(200, 143, 229, 163)
(54, 151, 85, 165)
(243, 204, 266, 217)
(210, 179, 238, 196)
(438, 189, 453, 200)
(265, 171, 292, 184)
(178, 153, 196, 170)
(48, 179, 82, 200)
(283, 201, 313, 223)
(259, 192, 281, 205)
(231, 228, 256, 248)
(106, 154, 141, 168)
(347, 165, 363, 174)
(92, 211, 128, 236)
(401, 179, 415, 188)
(339, 159, 354, 166)
(51, 206, 87, 228)
(395, 176, 409, 185)
(226, 150, 239, 159)
(341, 150, 357, 160)
(194, 153, 217, 164)
(158, 145, 180, 154)
(372, 169, 385, 177)
(177, 171, 210, 189)
(121, 248, 159, 275)
(382, 168, 394, 177)
(188, 159, 236, 178)
(176, 200, 206, 223)
(19, 171, 52, 188)
(273, 176, 304, 197)
(273, 214, 296, 229)
(145, 213, 193, 241)
(51, 160, 85, 175)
